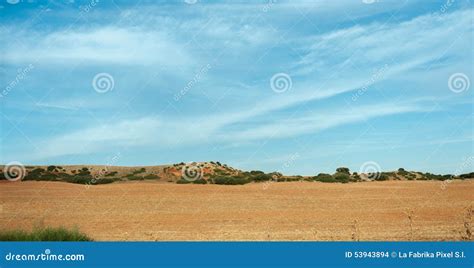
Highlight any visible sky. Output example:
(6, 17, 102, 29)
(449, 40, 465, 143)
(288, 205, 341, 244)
(0, 0, 473, 175)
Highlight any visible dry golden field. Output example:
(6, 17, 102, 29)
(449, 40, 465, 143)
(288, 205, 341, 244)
(0, 180, 472, 241)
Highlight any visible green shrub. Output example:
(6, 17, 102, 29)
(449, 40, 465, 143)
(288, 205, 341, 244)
(78, 167, 90, 176)
(93, 178, 115, 184)
(126, 176, 144, 181)
(250, 173, 272, 182)
(131, 168, 146, 175)
(214, 177, 249, 185)
(47, 165, 57, 172)
(336, 167, 350, 174)
(284, 177, 300, 182)
(40, 174, 59, 181)
(397, 168, 408, 176)
(143, 174, 160, 180)
(23, 168, 46, 181)
(352, 172, 362, 181)
(192, 178, 207, 184)
(0, 227, 92, 241)
(176, 178, 191, 184)
(459, 172, 474, 179)
(313, 173, 336, 183)
(333, 172, 350, 183)
(374, 173, 388, 181)
(105, 171, 118, 177)
(64, 175, 93, 184)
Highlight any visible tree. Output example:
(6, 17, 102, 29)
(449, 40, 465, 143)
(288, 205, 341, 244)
(336, 167, 350, 174)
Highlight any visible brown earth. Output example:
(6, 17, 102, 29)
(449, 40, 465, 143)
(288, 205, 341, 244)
(0, 180, 472, 241)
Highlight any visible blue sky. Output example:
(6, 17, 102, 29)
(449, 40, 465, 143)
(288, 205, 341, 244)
(0, 0, 473, 175)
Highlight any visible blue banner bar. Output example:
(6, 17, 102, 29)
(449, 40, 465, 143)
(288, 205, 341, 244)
(0, 242, 472, 267)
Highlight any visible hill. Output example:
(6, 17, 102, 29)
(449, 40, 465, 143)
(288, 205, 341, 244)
(0, 162, 472, 185)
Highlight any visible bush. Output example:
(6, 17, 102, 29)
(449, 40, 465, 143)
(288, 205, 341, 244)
(105, 171, 118, 177)
(78, 167, 90, 176)
(23, 168, 46, 181)
(39, 173, 59, 181)
(374, 173, 388, 181)
(351, 172, 362, 181)
(131, 168, 146, 175)
(313, 173, 336, 183)
(397, 168, 408, 176)
(192, 178, 207, 184)
(250, 173, 272, 182)
(126, 175, 144, 181)
(47, 165, 57, 172)
(93, 178, 115, 184)
(0, 227, 92, 241)
(336, 167, 350, 174)
(214, 177, 249, 185)
(143, 174, 160, 180)
(416, 172, 448, 181)
(459, 172, 474, 179)
(176, 178, 191, 184)
(64, 175, 93, 184)
(333, 172, 350, 183)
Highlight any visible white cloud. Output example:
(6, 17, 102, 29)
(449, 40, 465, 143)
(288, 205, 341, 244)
(217, 102, 428, 142)
(3, 26, 193, 66)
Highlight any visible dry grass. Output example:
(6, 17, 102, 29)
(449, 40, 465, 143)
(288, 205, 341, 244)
(0, 180, 472, 241)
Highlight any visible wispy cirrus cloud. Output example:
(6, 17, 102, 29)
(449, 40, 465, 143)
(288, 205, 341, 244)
(2, 26, 193, 67)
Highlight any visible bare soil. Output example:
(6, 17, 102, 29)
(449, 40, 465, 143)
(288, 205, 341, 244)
(0, 180, 472, 241)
